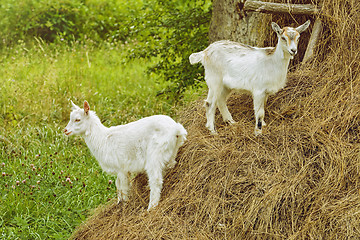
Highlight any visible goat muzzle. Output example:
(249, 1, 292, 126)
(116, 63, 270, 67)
(64, 129, 72, 136)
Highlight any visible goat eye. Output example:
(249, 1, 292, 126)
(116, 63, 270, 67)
(281, 36, 287, 41)
(75, 119, 81, 122)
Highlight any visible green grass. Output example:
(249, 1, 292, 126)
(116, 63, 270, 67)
(0, 40, 203, 239)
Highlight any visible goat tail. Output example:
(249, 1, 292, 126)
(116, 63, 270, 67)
(189, 51, 204, 65)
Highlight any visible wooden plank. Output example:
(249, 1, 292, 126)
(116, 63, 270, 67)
(244, 0, 319, 15)
(303, 18, 323, 62)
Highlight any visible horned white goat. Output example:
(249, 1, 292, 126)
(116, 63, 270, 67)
(189, 20, 310, 135)
(64, 101, 187, 210)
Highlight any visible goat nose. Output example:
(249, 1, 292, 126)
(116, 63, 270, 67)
(64, 129, 67, 133)
(290, 49, 297, 55)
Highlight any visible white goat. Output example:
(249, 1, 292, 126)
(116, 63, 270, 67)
(64, 101, 187, 210)
(189, 20, 310, 135)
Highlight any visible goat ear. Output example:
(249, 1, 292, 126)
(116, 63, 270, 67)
(296, 20, 311, 34)
(71, 101, 80, 110)
(271, 22, 283, 36)
(271, 22, 282, 36)
(84, 101, 90, 115)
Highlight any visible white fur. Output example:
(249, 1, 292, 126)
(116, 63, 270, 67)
(190, 20, 310, 135)
(64, 101, 187, 210)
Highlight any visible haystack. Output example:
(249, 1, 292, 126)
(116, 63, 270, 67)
(72, 0, 360, 239)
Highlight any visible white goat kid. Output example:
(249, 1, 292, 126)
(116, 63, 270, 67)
(64, 101, 187, 210)
(189, 20, 310, 135)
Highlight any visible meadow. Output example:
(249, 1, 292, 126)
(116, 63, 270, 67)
(0, 40, 203, 239)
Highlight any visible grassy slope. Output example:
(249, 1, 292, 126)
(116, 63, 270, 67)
(0, 41, 197, 239)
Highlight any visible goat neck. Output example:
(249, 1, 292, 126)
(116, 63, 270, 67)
(82, 113, 108, 160)
(273, 37, 293, 63)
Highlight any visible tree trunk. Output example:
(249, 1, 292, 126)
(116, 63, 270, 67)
(209, 0, 271, 46)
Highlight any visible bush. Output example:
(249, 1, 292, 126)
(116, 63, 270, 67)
(0, 0, 141, 46)
(127, 0, 212, 98)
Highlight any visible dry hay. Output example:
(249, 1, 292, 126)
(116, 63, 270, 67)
(71, 1, 360, 239)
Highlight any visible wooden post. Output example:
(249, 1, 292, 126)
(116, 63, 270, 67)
(303, 18, 323, 62)
(244, 1, 319, 15)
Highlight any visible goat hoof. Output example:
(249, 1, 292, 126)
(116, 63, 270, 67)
(226, 119, 236, 125)
(167, 161, 177, 169)
(255, 128, 262, 136)
(117, 195, 128, 204)
(209, 130, 218, 135)
(147, 203, 159, 211)
(206, 125, 217, 135)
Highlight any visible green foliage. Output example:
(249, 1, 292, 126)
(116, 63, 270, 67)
(128, 0, 212, 98)
(0, 0, 142, 46)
